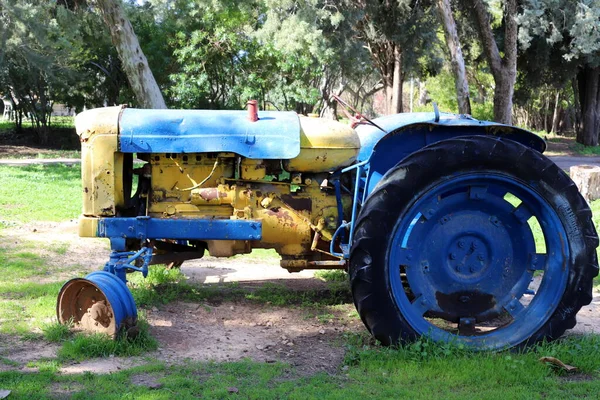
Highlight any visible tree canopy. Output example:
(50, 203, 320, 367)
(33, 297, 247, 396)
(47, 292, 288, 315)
(1, 0, 599, 145)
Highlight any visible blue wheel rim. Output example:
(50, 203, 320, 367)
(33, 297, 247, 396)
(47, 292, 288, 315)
(388, 172, 569, 349)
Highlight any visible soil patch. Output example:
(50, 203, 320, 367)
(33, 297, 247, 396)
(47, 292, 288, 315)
(0, 220, 599, 376)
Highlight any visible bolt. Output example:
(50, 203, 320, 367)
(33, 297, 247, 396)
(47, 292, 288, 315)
(406, 254, 412, 261)
(458, 240, 465, 248)
(477, 254, 484, 261)
(469, 266, 475, 273)
(427, 209, 435, 216)
(459, 295, 470, 303)
(449, 253, 457, 260)
(475, 193, 482, 199)
(472, 241, 479, 249)
(455, 265, 462, 272)
(421, 299, 427, 305)
(531, 256, 537, 265)
(365, 255, 372, 264)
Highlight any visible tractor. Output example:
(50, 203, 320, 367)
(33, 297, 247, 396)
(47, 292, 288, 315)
(57, 102, 599, 350)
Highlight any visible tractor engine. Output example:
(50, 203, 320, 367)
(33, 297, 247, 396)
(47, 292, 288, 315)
(76, 106, 359, 271)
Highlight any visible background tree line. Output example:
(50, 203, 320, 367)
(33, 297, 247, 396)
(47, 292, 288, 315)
(0, 0, 598, 146)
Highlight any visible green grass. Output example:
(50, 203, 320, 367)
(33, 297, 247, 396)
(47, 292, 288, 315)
(57, 319, 157, 361)
(571, 143, 600, 156)
(0, 164, 81, 224)
(0, 336, 599, 399)
(0, 149, 81, 159)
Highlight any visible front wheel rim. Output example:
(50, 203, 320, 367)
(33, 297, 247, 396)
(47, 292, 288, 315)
(388, 172, 569, 349)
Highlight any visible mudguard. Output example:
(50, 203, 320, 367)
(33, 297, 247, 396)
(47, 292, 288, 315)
(355, 112, 546, 194)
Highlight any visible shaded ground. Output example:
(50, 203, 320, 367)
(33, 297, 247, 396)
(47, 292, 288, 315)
(0, 221, 361, 376)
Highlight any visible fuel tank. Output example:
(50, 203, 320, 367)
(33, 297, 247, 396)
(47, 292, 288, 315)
(284, 116, 360, 173)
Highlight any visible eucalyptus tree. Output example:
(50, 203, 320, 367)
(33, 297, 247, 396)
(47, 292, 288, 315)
(466, 0, 518, 124)
(519, 0, 600, 145)
(342, 0, 442, 114)
(90, 0, 166, 109)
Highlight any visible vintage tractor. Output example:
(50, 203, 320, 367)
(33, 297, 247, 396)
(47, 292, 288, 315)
(57, 103, 598, 350)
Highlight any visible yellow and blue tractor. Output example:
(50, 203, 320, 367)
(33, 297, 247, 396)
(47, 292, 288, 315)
(57, 104, 598, 350)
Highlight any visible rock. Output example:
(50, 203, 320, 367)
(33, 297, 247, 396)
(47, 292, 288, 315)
(256, 344, 265, 350)
(570, 165, 600, 202)
(0, 390, 11, 399)
(319, 329, 325, 334)
(227, 387, 239, 394)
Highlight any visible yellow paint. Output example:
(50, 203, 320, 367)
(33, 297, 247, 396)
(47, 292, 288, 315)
(77, 106, 124, 217)
(78, 216, 99, 237)
(240, 159, 267, 180)
(285, 116, 360, 172)
(78, 107, 352, 268)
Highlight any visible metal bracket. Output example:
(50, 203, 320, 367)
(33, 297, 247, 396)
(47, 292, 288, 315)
(104, 246, 153, 283)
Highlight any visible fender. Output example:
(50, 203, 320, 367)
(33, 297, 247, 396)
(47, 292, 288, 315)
(355, 112, 546, 194)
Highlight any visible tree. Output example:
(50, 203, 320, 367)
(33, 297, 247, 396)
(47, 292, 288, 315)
(467, 0, 518, 124)
(0, 0, 83, 143)
(436, 0, 471, 115)
(90, 0, 166, 109)
(345, 0, 442, 115)
(518, 0, 600, 145)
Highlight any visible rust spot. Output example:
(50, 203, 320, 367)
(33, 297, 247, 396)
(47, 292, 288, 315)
(281, 194, 311, 211)
(265, 208, 294, 222)
(197, 188, 220, 201)
(435, 290, 496, 322)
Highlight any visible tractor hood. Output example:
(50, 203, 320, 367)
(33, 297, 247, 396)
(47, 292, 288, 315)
(119, 108, 301, 159)
(76, 106, 302, 159)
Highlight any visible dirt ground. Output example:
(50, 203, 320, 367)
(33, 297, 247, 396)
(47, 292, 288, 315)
(1, 220, 599, 377)
(0, 221, 362, 375)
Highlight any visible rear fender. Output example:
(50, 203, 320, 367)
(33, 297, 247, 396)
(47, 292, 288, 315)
(357, 117, 545, 195)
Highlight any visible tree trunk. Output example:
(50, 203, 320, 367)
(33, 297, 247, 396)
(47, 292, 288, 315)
(551, 90, 560, 133)
(390, 45, 403, 114)
(92, 0, 166, 109)
(436, 0, 471, 115)
(577, 66, 600, 146)
(469, 0, 517, 124)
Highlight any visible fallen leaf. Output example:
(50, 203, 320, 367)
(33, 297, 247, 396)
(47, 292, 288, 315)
(539, 357, 578, 372)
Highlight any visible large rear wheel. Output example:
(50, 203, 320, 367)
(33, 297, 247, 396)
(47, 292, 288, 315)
(349, 136, 598, 350)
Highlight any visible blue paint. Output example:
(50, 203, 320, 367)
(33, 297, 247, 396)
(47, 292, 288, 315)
(82, 271, 137, 331)
(119, 108, 300, 159)
(97, 217, 262, 241)
(104, 247, 153, 283)
(387, 173, 568, 349)
(355, 112, 545, 163)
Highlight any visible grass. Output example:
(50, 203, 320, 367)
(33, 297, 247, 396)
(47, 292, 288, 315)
(57, 319, 158, 361)
(0, 164, 81, 224)
(0, 336, 599, 399)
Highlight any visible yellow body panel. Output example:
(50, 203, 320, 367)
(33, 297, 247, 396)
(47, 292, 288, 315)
(77, 106, 353, 267)
(285, 117, 360, 172)
(77, 106, 124, 217)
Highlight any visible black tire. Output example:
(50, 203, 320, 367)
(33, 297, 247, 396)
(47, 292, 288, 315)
(349, 136, 598, 349)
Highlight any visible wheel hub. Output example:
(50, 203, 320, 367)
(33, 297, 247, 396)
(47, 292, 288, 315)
(446, 234, 490, 280)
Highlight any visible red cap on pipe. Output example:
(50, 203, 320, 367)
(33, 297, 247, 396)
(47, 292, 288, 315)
(247, 100, 258, 122)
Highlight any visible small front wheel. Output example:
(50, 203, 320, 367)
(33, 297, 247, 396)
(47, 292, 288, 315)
(349, 136, 598, 350)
